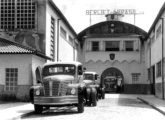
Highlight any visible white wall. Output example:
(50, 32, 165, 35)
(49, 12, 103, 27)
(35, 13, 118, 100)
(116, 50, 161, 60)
(83, 36, 148, 85)
(84, 37, 141, 63)
(0, 54, 32, 85)
(85, 60, 147, 84)
(46, 1, 78, 62)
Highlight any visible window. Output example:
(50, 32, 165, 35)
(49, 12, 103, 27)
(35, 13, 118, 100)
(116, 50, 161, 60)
(132, 73, 141, 84)
(147, 68, 151, 81)
(0, 0, 36, 30)
(5, 68, 18, 91)
(50, 17, 55, 61)
(105, 41, 119, 51)
(60, 27, 67, 39)
(156, 24, 162, 39)
(151, 35, 155, 44)
(69, 36, 73, 45)
(125, 41, 134, 51)
(92, 41, 99, 51)
(43, 65, 75, 76)
(157, 61, 161, 77)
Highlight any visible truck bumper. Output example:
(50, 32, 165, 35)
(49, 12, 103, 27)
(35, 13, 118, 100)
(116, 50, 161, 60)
(34, 95, 78, 106)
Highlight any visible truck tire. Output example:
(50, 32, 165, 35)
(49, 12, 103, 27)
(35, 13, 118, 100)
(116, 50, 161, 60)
(101, 88, 105, 99)
(91, 88, 97, 106)
(77, 98, 84, 113)
(34, 105, 43, 114)
(78, 86, 85, 113)
(86, 88, 91, 106)
(29, 88, 34, 104)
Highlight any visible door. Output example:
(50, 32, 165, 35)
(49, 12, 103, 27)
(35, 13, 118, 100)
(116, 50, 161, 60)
(151, 65, 155, 94)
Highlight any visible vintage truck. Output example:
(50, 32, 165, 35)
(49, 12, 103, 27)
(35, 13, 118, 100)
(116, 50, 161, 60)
(103, 76, 117, 93)
(29, 61, 86, 114)
(83, 71, 105, 106)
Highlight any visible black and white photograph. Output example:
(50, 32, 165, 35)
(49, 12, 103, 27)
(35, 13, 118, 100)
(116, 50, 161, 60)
(0, 0, 165, 120)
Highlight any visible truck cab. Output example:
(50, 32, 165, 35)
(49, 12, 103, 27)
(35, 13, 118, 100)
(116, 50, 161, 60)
(83, 71, 105, 106)
(83, 71, 98, 86)
(29, 61, 85, 114)
(104, 76, 117, 93)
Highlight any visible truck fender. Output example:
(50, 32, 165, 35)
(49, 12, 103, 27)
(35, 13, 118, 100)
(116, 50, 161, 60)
(91, 87, 97, 102)
(29, 87, 34, 104)
(86, 88, 91, 105)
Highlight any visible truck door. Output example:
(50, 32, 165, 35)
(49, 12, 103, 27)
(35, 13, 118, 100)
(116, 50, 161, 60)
(35, 66, 42, 84)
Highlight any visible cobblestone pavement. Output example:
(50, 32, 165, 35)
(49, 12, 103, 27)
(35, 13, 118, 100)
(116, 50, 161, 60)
(16, 94, 165, 120)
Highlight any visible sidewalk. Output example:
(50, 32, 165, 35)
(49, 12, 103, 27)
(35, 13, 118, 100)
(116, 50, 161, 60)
(137, 95, 165, 115)
(0, 103, 33, 120)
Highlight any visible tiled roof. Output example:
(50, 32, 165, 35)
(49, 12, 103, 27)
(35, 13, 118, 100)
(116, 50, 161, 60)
(0, 38, 34, 54)
(0, 38, 52, 60)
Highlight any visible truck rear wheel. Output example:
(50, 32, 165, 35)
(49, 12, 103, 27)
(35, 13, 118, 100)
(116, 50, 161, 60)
(101, 88, 105, 99)
(34, 105, 43, 114)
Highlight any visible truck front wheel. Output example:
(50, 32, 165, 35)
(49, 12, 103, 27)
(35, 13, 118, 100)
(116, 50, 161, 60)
(34, 105, 43, 114)
(78, 87, 85, 113)
(77, 100, 84, 113)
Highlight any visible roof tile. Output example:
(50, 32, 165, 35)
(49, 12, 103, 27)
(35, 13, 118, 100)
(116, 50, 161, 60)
(0, 38, 34, 54)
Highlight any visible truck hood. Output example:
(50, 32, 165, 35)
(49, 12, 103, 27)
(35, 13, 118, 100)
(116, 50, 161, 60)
(83, 80, 93, 85)
(43, 75, 74, 82)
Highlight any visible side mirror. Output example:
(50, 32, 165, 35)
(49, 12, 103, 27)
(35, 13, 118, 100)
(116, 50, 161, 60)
(78, 70, 83, 75)
(37, 80, 42, 84)
(95, 74, 98, 80)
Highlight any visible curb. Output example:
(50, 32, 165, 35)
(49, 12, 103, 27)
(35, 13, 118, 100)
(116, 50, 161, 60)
(137, 97, 165, 116)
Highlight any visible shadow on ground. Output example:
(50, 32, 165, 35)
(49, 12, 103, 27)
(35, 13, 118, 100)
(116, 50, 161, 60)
(117, 98, 150, 108)
(20, 106, 79, 119)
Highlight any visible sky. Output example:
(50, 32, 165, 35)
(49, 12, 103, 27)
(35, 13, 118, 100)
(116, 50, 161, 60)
(53, 0, 165, 34)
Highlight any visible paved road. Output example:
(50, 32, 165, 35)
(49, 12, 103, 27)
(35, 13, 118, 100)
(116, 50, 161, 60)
(17, 94, 165, 120)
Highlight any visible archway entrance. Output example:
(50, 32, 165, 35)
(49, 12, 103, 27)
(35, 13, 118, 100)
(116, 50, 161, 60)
(101, 67, 124, 93)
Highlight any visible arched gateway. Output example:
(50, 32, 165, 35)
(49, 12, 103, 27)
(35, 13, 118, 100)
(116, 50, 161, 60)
(101, 67, 124, 93)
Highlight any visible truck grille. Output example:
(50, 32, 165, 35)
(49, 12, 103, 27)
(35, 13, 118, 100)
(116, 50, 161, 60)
(43, 81, 68, 96)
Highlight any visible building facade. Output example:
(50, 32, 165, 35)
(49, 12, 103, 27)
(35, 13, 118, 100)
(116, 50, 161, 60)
(78, 14, 149, 94)
(145, 3, 165, 99)
(0, 0, 80, 100)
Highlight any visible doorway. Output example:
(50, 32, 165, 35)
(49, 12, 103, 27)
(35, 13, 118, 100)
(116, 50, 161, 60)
(151, 65, 155, 94)
(101, 67, 124, 93)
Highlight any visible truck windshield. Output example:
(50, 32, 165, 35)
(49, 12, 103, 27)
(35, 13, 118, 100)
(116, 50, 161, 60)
(43, 64, 75, 76)
(104, 77, 116, 82)
(84, 74, 93, 80)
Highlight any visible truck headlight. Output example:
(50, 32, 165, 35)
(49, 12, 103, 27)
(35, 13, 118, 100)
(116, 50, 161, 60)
(71, 88, 76, 95)
(36, 90, 40, 95)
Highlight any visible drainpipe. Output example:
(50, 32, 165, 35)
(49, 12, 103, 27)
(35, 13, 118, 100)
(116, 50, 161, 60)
(73, 39, 76, 61)
(57, 19, 60, 61)
(161, 18, 164, 100)
(149, 38, 152, 94)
